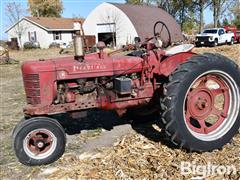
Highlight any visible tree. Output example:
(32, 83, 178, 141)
(125, 0, 149, 5)
(151, 0, 186, 19)
(212, 0, 235, 27)
(212, 0, 219, 27)
(182, 12, 199, 34)
(231, 1, 240, 28)
(177, 0, 193, 30)
(5, 2, 27, 49)
(222, 17, 230, 26)
(28, 0, 63, 17)
(192, 0, 211, 32)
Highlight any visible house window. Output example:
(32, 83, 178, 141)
(28, 31, 37, 42)
(53, 31, 62, 40)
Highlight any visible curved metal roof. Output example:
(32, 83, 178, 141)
(111, 3, 184, 43)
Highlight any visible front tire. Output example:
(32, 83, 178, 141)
(213, 39, 218, 47)
(13, 117, 66, 166)
(161, 53, 240, 152)
(229, 37, 234, 45)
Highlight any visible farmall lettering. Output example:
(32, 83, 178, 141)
(73, 63, 107, 71)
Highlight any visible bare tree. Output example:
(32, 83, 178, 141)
(151, 0, 179, 18)
(6, 2, 27, 49)
(192, 0, 212, 32)
(231, 0, 240, 28)
(212, 0, 235, 27)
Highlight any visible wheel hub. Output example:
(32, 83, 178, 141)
(36, 141, 44, 148)
(25, 129, 54, 156)
(188, 89, 213, 119)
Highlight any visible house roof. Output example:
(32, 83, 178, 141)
(26, 16, 84, 30)
(110, 3, 184, 42)
(6, 16, 85, 32)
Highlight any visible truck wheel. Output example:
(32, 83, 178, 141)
(161, 53, 240, 152)
(213, 39, 218, 47)
(13, 117, 66, 166)
(229, 37, 234, 45)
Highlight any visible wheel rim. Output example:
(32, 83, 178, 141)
(183, 70, 240, 141)
(23, 128, 57, 160)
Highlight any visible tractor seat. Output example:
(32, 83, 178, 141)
(165, 44, 194, 56)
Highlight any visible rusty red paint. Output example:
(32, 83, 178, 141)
(185, 75, 230, 134)
(159, 52, 196, 77)
(22, 43, 196, 116)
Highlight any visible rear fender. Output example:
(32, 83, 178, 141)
(159, 52, 196, 77)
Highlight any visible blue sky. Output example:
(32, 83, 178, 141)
(0, 0, 213, 40)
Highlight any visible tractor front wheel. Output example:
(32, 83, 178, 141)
(161, 53, 240, 151)
(13, 117, 66, 166)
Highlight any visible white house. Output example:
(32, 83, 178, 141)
(83, 2, 183, 47)
(5, 17, 84, 49)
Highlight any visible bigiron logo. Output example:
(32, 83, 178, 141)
(180, 161, 237, 179)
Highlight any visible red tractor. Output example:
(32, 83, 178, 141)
(13, 21, 240, 166)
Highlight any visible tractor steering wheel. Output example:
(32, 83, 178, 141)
(153, 21, 171, 48)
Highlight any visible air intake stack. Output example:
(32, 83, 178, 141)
(73, 21, 84, 61)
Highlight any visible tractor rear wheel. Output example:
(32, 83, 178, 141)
(161, 53, 240, 152)
(13, 117, 66, 166)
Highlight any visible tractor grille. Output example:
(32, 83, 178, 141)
(23, 74, 41, 105)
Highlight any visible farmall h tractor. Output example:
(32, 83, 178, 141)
(13, 21, 240, 166)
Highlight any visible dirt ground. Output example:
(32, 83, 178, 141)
(0, 45, 240, 179)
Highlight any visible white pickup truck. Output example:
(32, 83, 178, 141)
(195, 28, 235, 47)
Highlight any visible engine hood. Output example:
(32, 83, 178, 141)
(21, 59, 56, 74)
(53, 55, 144, 80)
(22, 54, 144, 80)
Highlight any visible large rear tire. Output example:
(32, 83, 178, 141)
(13, 117, 66, 166)
(161, 53, 240, 152)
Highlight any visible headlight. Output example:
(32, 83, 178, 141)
(209, 36, 213, 40)
(196, 38, 198, 41)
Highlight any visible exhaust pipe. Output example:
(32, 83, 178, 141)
(73, 22, 84, 61)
